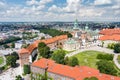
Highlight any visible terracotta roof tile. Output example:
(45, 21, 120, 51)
(99, 34, 120, 41)
(19, 35, 68, 54)
(18, 48, 29, 54)
(32, 58, 120, 80)
(99, 28, 120, 35)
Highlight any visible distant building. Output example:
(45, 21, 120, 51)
(31, 58, 120, 80)
(63, 38, 80, 51)
(99, 28, 120, 47)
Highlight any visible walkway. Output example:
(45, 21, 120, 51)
(0, 60, 22, 80)
(65, 46, 114, 57)
(113, 54, 120, 69)
(65, 46, 120, 69)
(0, 54, 6, 67)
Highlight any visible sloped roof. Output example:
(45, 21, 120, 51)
(99, 28, 120, 35)
(99, 34, 120, 41)
(32, 58, 120, 80)
(18, 48, 29, 54)
(19, 35, 68, 54)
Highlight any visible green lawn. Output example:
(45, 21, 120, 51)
(0, 57, 4, 65)
(73, 50, 106, 69)
(117, 55, 120, 64)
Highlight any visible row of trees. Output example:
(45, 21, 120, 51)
(0, 36, 21, 45)
(6, 52, 19, 67)
(39, 28, 72, 38)
(107, 43, 120, 53)
(96, 53, 117, 76)
(96, 60, 117, 76)
(3, 42, 15, 49)
(38, 42, 79, 67)
(97, 54, 113, 60)
(52, 49, 79, 67)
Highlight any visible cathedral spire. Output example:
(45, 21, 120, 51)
(73, 18, 79, 30)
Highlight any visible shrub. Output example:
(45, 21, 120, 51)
(23, 65, 31, 74)
(97, 54, 113, 60)
(68, 57, 79, 67)
(107, 43, 115, 49)
(114, 43, 120, 53)
(96, 60, 117, 76)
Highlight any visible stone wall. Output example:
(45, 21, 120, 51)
(19, 53, 30, 66)
(31, 66, 74, 80)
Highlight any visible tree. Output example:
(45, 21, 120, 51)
(11, 52, 19, 60)
(11, 42, 15, 48)
(3, 44, 9, 49)
(101, 41, 104, 47)
(68, 57, 79, 67)
(114, 43, 120, 53)
(38, 42, 51, 58)
(41, 36, 45, 40)
(15, 75, 22, 80)
(97, 54, 113, 61)
(96, 60, 117, 76)
(23, 65, 31, 74)
(64, 57, 69, 65)
(38, 46, 50, 58)
(38, 42, 46, 48)
(6, 55, 17, 67)
(52, 49, 66, 64)
(84, 77, 98, 80)
(67, 33, 73, 38)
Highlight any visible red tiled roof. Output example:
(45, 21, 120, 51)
(18, 48, 29, 54)
(99, 28, 120, 35)
(19, 35, 68, 54)
(32, 58, 120, 80)
(99, 34, 120, 41)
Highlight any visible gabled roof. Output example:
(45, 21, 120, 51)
(99, 28, 120, 35)
(32, 58, 120, 80)
(19, 35, 68, 54)
(99, 34, 120, 41)
(18, 48, 29, 54)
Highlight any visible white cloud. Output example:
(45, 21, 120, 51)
(48, 5, 63, 12)
(0, 0, 120, 21)
(63, 0, 82, 13)
(79, 8, 104, 17)
(112, 5, 120, 9)
(94, 0, 112, 5)
(26, 0, 38, 5)
(26, 0, 53, 5)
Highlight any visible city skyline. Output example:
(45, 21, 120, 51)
(0, 0, 120, 22)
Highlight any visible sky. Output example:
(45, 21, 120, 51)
(0, 0, 120, 22)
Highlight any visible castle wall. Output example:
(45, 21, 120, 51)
(31, 66, 74, 80)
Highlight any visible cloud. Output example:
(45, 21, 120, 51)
(94, 0, 112, 5)
(0, 0, 120, 21)
(26, 0, 53, 5)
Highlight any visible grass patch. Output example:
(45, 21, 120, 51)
(73, 50, 109, 69)
(0, 57, 4, 65)
(117, 55, 120, 64)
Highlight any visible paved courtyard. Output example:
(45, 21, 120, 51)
(0, 61, 22, 80)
